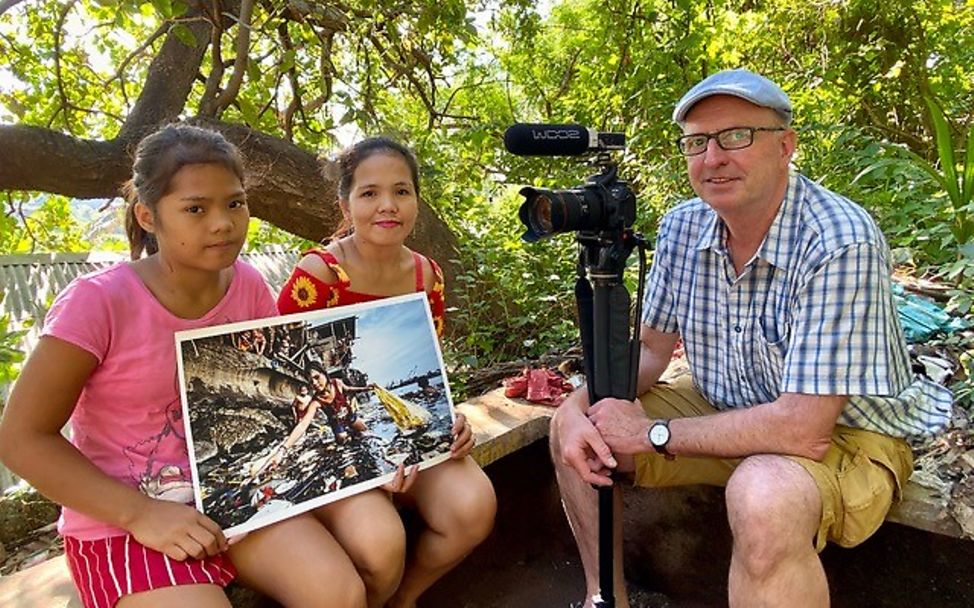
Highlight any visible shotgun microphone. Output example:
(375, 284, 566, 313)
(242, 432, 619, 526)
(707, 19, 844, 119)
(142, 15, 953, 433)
(503, 123, 625, 156)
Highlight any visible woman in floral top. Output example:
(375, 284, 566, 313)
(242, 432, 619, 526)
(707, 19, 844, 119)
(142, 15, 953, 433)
(277, 137, 495, 608)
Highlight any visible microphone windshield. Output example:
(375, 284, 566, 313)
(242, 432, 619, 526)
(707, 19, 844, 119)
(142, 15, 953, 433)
(503, 123, 593, 156)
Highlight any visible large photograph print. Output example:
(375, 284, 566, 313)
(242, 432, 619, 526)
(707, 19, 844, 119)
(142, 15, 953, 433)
(175, 292, 453, 536)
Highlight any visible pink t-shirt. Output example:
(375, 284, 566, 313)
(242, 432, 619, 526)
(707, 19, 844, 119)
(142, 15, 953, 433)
(42, 260, 277, 540)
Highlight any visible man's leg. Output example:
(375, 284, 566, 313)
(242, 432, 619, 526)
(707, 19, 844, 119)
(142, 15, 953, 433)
(550, 408, 631, 608)
(725, 454, 826, 608)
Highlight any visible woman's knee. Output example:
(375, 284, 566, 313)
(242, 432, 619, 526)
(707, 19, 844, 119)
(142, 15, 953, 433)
(268, 550, 367, 607)
(318, 493, 406, 586)
(231, 513, 368, 607)
(436, 465, 497, 544)
(288, 573, 367, 608)
(352, 518, 407, 583)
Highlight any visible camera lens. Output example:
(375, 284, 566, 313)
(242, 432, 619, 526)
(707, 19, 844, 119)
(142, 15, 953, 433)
(529, 194, 554, 235)
(518, 186, 593, 241)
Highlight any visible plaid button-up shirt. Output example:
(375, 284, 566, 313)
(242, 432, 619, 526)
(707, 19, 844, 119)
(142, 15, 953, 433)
(642, 173, 952, 438)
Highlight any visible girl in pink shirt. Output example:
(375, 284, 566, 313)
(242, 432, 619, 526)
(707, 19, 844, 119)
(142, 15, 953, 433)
(0, 125, 369, 608)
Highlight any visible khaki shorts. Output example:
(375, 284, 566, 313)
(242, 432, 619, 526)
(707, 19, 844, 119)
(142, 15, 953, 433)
(632, 377, 914, 551)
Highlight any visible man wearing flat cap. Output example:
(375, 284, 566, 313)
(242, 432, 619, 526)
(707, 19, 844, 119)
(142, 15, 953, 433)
(551, 69, 952, 607)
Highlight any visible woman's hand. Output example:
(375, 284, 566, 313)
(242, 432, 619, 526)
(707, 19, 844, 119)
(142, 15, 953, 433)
(382, 463, 419, 494)
(127, 497, 228, 561)
(450, 413, 475, 460)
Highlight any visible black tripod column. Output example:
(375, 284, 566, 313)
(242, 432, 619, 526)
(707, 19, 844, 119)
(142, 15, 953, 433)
(576, 241, 637, 608)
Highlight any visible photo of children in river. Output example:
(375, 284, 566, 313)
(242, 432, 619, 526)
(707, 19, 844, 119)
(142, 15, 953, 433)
(174, 292, 454, 536)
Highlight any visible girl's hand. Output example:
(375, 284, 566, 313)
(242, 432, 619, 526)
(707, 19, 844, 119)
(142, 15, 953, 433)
(382, 463, 419, 494)
(450, 413, 475, 460)
(128, 498, 228, 561)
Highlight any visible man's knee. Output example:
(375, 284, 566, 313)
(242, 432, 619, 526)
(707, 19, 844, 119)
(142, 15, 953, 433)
(725, 456, 821, 576)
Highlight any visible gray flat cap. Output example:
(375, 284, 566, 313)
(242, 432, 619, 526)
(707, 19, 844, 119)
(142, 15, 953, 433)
(672, 69, 793, 125)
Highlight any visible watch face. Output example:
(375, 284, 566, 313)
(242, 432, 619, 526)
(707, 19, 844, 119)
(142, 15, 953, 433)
(649, 423, 670, 445)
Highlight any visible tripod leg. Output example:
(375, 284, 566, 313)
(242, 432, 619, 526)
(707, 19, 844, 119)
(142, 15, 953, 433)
(592, 483, 627, 608)
(595, 485, 616, 607)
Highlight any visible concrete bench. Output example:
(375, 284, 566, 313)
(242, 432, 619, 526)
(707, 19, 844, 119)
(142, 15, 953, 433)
(1, 387, 968, 607)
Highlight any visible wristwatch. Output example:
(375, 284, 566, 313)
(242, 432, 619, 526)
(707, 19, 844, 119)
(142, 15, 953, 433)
(647, 419, 674, 459)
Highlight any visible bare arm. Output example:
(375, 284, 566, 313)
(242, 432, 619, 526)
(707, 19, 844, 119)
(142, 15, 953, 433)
(249, 401, 320, 478)
(336, 379, 372, 393)
(295, 251, 339, 284)
(0, 337, 149, 528)
(590, 323, 847, 462)
(282, 400, 320, 450)
(665, 392, 847, 461)
(635, 325, 681, 396)
(551, 325, 680, 486)
(589, 384, 847, 462)
(0, 337, 227, 559)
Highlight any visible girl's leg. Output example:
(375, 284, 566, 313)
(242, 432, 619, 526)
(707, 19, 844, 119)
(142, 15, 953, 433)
(117, 584, 232, 607)
(389, 456, 496, 608)
(314, 488, 406, 608)
(229, 511, 366, 608)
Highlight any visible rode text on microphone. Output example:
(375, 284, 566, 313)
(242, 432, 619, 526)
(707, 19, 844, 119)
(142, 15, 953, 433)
(503, 123, 625, 157)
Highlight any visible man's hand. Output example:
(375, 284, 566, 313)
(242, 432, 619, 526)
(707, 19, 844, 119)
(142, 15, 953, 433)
(587, 397, 652, 456)
(553, 401, 617, 487)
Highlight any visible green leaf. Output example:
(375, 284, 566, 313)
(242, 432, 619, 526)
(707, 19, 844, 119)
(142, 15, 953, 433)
(963, 124, 974, 205)
(925, 96, 962, 208)
(170, 23, 196, 48)
(280, 49, 296, 73)
(851, 157, 900, 184)
(151, 0, 173, 18)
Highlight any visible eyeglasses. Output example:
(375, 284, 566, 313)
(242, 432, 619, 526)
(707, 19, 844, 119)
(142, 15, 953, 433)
(676, 126, 786, 157)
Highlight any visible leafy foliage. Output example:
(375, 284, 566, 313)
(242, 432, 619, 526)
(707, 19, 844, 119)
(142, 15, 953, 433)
(2, 0, 974, 380)
(0, 294, 25, 387)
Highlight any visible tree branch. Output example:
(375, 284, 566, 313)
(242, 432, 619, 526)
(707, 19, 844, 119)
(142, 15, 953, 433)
(0, 120, 461, 287)
(104, 22, 168, 89)
(0, 0, 25, 17)
(198, 1, 227, 117)
(366, 32, 437, 127)
(210, 0, 254, 117)
(277, 21, 302, 140)
(49, 0, 79, 131)
(118, 11, 211, 142)
(0, 0, 462, 297)
(305, 26, 336, 114)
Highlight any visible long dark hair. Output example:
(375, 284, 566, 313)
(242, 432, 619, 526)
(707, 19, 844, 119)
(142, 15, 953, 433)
(319, 137, 420, 239)
(122, 124, 246, 260)
(306, 360, 331, 385)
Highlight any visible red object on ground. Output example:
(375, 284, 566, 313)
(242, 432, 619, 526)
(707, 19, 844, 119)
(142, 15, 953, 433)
(503, 367, 574, 406)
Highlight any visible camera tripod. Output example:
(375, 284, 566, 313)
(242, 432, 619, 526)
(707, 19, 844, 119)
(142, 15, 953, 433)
(574, 228, 648, 608)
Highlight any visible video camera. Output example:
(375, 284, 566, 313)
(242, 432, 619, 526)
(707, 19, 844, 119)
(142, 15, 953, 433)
(504, 122, 648, 608)
(502, 123, 637, 242)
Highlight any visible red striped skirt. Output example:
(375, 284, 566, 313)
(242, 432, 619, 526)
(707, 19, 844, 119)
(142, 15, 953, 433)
(63, 535, 236, 608)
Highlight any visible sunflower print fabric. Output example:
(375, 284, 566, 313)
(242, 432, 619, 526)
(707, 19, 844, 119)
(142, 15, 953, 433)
(289, 276, 318, 308)
(277, 249, 446, 339)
